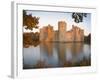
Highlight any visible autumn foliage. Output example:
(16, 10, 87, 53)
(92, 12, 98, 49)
(23, 32, 40, 47)
(23, 10, 40, 47)
(23, 10, 39, 30)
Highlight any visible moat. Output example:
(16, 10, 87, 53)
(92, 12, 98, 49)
(23, 42, 91, 69)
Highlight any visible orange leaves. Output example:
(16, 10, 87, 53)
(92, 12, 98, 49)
(23, 10, 39, 30)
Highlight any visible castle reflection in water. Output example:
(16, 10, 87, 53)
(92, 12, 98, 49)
(23, 21, 91, 69)
(23, 42, 91, 69)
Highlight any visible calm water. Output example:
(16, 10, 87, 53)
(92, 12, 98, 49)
(23, 42, 91, 69)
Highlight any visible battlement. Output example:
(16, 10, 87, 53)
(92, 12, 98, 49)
(40, 21, 84, 42)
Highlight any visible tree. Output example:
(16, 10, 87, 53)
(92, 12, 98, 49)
(72, 13, 87, 23)
(23, 10, 39, 30)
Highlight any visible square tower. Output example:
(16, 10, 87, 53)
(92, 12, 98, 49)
(58, 21, 67, 42)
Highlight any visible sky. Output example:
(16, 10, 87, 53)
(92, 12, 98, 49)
(23, 10, 91, 36)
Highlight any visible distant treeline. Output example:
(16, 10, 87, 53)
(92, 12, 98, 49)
(84, 34, 91, 44)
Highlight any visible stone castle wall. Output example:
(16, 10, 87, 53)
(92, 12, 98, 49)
(66, 30, 73, 42)
(40, 21, 84, 42)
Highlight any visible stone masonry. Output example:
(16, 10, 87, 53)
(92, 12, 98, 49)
(40, 21, 84, 42)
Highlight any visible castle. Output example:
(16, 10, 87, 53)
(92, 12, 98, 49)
(40, 21, 84, 42)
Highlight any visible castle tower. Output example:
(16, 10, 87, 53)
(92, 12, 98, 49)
(40, 25, 54, 42)
(46, 24, 54, 41)
(58, 21, 67, 42)
(72, 25, 84, 42)
(40, 27, 48, 41)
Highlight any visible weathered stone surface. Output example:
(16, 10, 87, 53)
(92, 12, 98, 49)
(40, 21, 84, 42)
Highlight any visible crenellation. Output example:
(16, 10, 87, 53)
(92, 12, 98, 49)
(40, 21, 84, 42)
